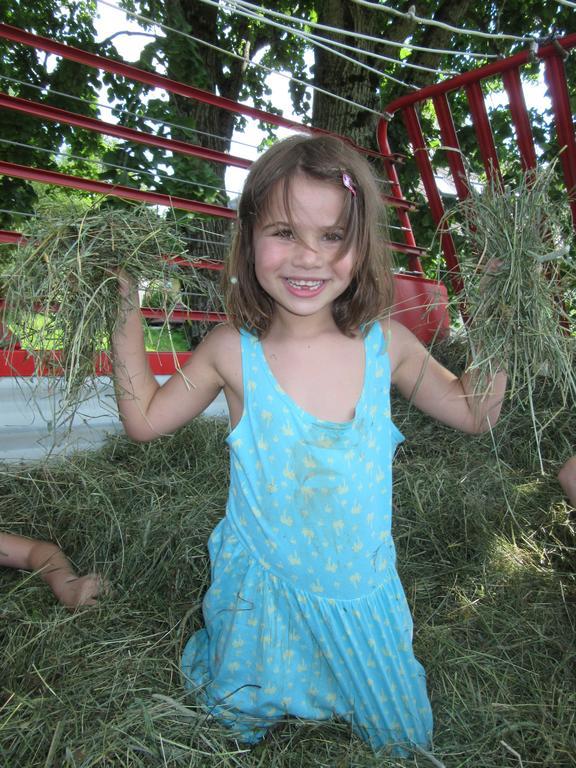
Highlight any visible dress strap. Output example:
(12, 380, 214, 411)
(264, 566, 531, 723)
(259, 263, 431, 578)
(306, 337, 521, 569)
(238, 328, 262, 408)
(364, 321, 389, 369)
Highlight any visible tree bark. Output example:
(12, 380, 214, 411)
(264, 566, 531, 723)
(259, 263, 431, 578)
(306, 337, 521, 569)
(312, 0, 382, 149)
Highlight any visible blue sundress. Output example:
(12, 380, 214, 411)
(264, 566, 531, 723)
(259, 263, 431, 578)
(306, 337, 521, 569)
(181, 322, 433, 754)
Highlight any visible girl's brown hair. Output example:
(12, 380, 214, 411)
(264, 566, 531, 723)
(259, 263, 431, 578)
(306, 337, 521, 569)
(223, 134, 394, 337)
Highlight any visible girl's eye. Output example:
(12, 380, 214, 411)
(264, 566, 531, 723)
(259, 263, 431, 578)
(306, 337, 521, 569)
(323, 231, 344, 242)
(274, 228, 294, 239)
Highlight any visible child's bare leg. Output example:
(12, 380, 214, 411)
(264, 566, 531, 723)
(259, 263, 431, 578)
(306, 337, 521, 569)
(558, 456, 576, 507)
(0, 532, 105, 609)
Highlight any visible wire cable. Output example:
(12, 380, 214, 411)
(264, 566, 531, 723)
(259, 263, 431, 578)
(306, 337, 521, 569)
(295, 25, 458, 77)
(350, 0, 539, 44)
(0, 207, 35, 218)
(207, 0, 457, 82)
(205, 0, 417, 90)
(0, 74, 261, 152)
(0, 137, 240, 199)
(96, 0, 385, 115)
(227, 0, 498, 59)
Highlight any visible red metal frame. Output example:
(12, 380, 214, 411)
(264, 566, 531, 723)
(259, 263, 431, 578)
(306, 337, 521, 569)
(0, 348, 192, 377)
(544, 53, 576, 220)
(0, 22, 410, 377)
(0, 160, 236, 218)
(10, 26, 573, 376)
(378, 33, 576, 303)
(0, 274, 447, 376)
(0, 23, 393, 161)
(0, 92, 252, 169)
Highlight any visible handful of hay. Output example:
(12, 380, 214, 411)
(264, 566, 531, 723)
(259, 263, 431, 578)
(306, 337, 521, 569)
(2, 201, 213, 426)
(446, 163, 575, 408)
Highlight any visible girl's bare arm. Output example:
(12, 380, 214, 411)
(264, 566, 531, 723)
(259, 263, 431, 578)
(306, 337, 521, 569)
(388, 320, 507, 434)
(112, 273, 226, 442)
(558, 456, 576, 506)
(0, 533, 103, 608)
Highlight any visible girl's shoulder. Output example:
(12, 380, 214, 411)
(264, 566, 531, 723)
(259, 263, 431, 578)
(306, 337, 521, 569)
(375, 316, 410, 348)
(198, 321, 240, 351)
(199, 322, 242, 387)
(377, 317, 426, 376)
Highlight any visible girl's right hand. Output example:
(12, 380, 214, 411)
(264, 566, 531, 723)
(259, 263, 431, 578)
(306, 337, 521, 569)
(115, 267, 134, 300)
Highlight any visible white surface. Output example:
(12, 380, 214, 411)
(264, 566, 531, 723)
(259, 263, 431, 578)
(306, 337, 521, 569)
(0, 376, 228, 462)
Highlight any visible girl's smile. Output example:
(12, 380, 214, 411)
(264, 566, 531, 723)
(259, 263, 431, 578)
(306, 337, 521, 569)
(283, 277, 327, 297)
(253, 174, 355, 323)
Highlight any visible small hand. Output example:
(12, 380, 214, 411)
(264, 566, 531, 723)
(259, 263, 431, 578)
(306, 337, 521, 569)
(114, 267, 135, 300)
(478, 257, 504, 294)
(55, 573, 110, 610)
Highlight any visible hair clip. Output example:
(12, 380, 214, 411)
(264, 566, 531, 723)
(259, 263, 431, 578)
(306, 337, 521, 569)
(342, 172, 356, 197)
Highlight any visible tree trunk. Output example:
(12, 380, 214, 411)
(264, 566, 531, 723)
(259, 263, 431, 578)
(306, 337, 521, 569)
(312, 0, 383, 149)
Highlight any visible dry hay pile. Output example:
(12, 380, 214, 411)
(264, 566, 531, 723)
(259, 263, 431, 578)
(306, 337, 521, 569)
(1, 201, 220, 427)
(1, 343, 574, 767)
(444, 162, 575, 413)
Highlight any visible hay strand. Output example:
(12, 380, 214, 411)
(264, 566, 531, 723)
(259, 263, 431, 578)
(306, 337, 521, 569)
(438, 162, 576, 471)
(2, 200, 221, 429)
(444, 162, 575, 407)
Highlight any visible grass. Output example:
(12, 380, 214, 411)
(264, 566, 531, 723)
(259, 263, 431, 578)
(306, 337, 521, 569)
(7, 315, 190, 354)
(144, 325, 190, 353)
(1, 336, 574, 768)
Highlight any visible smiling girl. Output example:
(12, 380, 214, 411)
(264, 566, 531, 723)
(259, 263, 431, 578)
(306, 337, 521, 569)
(111, 134, 506, 755)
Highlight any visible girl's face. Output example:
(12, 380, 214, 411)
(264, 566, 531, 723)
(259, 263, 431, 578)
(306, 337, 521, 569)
(253, 174, 356, 325)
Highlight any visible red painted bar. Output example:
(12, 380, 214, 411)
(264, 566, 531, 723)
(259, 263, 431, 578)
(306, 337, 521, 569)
(0, 23, 394, 162)
(0, 348, 192, 376)
(0, 298, 225, 324)
(0, 92, 252, 169)
(0, 161, 237, 218)
(0, 230, 227, 272)
(402, 106, 464, 298)
(0, 229, 22, 244)
(379, 33, 576, 117)
(378, 34, 576, 323)
(0, 98, 413, 212)
(140, 306, 226, 323)
(0, 23, 315, 136)
(544, 54, 576, 227)
(501, 68, 538, 172)
(432, 93, 470, 201)
(465, 81, 502, 186)
(387, 241, 425, 258)
(383, 194, 418, 211)
(0, 273, 450, 376)
(170, 257, 224, 271)
(377, 122, 423, 273)
(391, 272, 450, 345)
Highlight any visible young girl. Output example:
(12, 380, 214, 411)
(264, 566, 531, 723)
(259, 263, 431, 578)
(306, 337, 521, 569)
(0, 532, 104, 609)
(112, 135, 506, 754)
